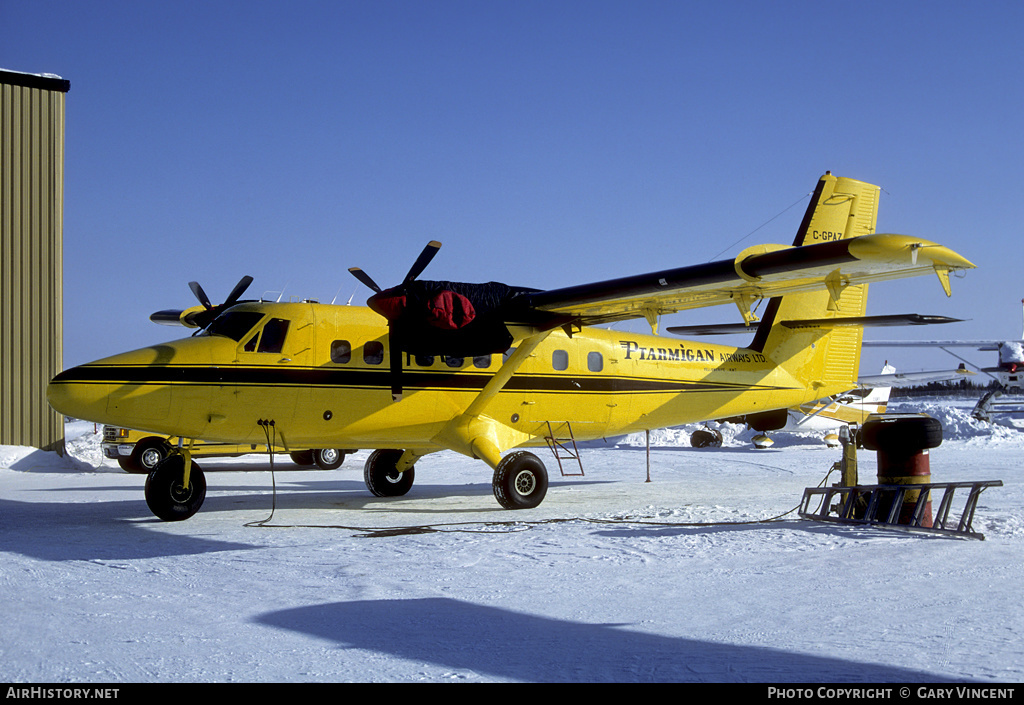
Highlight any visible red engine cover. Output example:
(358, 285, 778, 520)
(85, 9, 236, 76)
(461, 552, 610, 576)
(427, 290, 476, 330)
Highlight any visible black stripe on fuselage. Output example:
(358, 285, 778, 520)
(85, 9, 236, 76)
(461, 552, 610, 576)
(52, 364, 795, 395)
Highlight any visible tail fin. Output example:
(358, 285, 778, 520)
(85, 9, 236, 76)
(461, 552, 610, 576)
(861, 362, 897, 412)
(750, 172, 880, 389)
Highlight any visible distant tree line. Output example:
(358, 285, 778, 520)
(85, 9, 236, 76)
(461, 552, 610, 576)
(890, 378, 1000, 399)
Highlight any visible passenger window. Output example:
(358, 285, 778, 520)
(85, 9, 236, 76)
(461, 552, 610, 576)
(331, 340, 352, 364)
(364, 341, 385, 365)
(258, 318, 290, 353)
(587, 351, 603, 372)
(445, 356, 465, 368)
(503, 347, 517, 363)
(552, 350, 569, 371)
(415, 354, 435, 367)
(473, 355, 491, 369)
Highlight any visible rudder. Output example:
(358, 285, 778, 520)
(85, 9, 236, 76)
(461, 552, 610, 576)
(750, 173, 881, 388)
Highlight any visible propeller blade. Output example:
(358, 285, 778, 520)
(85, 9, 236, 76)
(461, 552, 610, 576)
(189, 281, 212, 309)
(403, 240, 442, 284)
(389, 323, 404, 402)
(224, 275, 254, 307)
(349, 267, 383, 293)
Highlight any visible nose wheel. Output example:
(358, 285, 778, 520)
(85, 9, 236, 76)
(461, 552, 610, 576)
(145, 454, 207, 521)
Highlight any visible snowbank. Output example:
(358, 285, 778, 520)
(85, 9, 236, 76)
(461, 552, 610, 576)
(614, 398, 1024, 451)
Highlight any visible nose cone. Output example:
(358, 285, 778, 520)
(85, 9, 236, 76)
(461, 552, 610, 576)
(46, 365, 103, 421)
(46, 342, 191, 426)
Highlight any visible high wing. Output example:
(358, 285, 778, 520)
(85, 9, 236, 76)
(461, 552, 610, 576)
(862, 338, 1024, 382)
(346, 173, 975, 400)
(519, 234, 973, 330)
(349, 234, 974, 357)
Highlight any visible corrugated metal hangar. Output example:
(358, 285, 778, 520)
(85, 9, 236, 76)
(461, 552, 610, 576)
(1, 68, 70, 453)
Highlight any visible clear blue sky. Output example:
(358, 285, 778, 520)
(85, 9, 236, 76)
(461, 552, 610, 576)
(4, 0, 1022, 374)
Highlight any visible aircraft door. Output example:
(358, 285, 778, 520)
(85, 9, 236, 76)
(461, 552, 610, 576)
(222, 306, 314, 445)
(521, 341, 618, 440)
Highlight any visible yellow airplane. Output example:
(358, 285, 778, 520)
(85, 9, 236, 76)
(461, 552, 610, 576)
(47, 173, 975, 521)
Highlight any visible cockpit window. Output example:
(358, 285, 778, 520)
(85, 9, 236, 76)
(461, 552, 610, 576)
(202, 311, 264, 342)
(255, 318, 290, 353)
(243, 317, 292, 352)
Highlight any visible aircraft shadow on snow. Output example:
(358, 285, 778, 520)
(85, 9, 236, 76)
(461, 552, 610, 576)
(0, 474, 931, 563)
(0, 497, 255, 562)
(256, 597, 965, 683)
(0, 476, 618, 562)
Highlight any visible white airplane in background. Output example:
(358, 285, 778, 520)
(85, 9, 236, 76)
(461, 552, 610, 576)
(862, 299, 1024, 420)
(669, 315, 973, 447)
(734, 363, 973, 448)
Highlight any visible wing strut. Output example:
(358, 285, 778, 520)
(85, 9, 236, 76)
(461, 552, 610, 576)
(433, 330, 554, 468)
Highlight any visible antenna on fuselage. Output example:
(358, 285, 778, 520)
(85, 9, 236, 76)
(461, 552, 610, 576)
(330, 285, 357, 306)
(276, 282, 291, 303)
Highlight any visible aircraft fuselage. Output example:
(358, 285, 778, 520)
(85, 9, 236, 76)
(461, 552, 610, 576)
(48, 301, 853, 456)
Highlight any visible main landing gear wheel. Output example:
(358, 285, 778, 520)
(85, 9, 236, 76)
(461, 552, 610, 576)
(493, 451, 548, 509)
(145, 454, 207, 521)
(313, 448, 345, 470)
(364, 449, 415, 497)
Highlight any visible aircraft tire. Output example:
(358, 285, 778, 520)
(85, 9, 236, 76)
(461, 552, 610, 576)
(364, 449, 415, 497)
(122, 436, 171, 474)
(860, 415, 942, 455)
(313, 448, 345, 470)
(145, 455, 207, 521)
(493, 451, 548, 510)
(690, 428, 723, 448)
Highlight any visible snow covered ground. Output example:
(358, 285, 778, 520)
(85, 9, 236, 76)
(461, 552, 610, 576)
(2, 399, 1022, 683)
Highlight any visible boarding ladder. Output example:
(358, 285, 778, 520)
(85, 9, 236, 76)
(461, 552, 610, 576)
(544, 421, 585, 477)
(799, 480, 1003, 540)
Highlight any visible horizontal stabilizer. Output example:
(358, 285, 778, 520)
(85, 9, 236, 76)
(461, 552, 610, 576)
(668, 314, 962, 337)
(780, 314, 963, 330)
(862, 339, 1016, 350)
